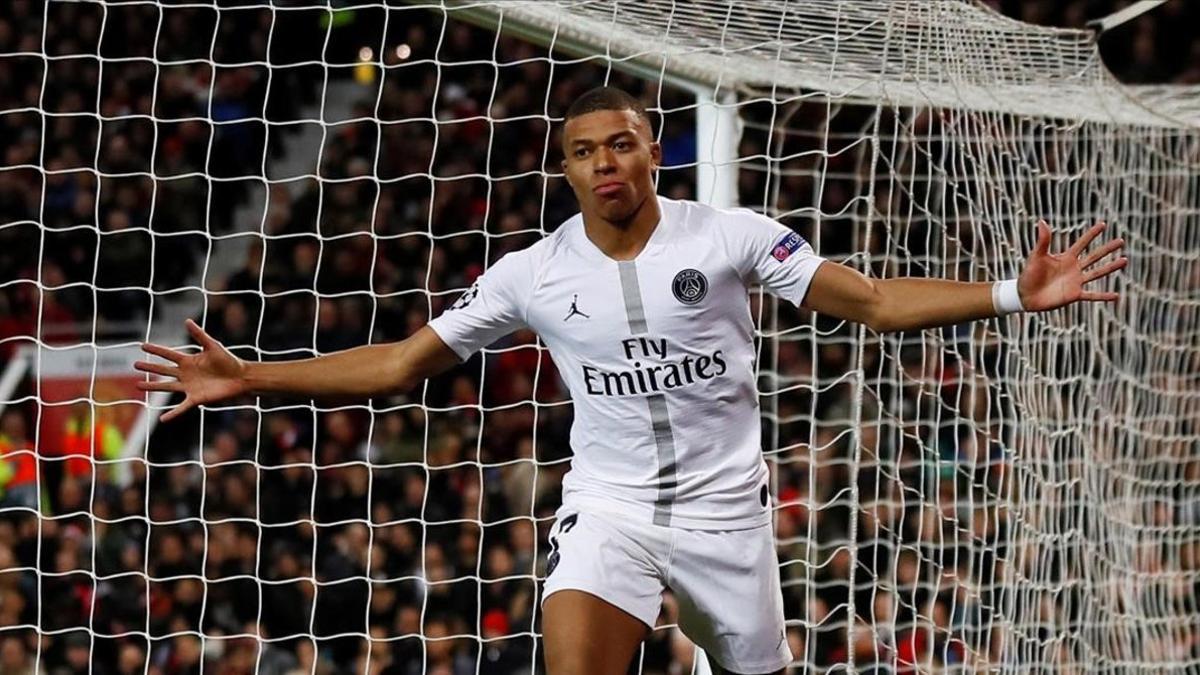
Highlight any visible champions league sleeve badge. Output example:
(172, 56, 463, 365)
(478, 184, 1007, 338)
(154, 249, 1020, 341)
(771, 231, 806, 262)
(449, 282, 479, 311)
(672, 269, 708, 305)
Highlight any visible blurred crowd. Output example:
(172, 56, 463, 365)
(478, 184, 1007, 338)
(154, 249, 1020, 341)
(988, 0, 1200, 85)
(1, 1, 1197, 674)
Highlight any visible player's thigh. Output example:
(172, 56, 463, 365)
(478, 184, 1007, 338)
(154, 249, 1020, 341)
(667, 523, 792, 674)
(541, 510, 668, 675)
(543, 589, 649, 675)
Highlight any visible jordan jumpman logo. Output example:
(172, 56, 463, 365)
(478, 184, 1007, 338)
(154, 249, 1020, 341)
(564, 294, 590, 321)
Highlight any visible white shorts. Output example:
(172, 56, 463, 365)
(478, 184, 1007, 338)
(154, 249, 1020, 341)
(542, 507, 791, 673)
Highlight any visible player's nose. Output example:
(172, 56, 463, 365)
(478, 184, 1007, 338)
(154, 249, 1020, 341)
(592, 147, 616, 173)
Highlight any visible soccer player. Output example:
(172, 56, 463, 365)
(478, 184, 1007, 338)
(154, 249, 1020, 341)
(136, 87, 1126, 675)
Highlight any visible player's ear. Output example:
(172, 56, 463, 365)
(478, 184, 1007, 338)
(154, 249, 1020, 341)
(561, 158, 571, 186)
(649, 141, 662, 171)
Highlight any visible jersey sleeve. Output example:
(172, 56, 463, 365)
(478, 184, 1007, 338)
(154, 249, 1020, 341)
(427, 250, 532, 360)
(717, 209, 826, 307)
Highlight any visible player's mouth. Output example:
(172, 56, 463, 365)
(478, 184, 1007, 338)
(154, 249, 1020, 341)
(593, 181, 624, 198)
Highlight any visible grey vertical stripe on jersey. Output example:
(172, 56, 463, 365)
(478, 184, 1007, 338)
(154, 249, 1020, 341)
(646, 394, 678, 524)
(617, 261, 678, 526)
(616, 262, 648, 333)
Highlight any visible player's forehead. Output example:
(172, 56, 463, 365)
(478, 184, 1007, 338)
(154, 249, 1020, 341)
(562, 108, 651, 146)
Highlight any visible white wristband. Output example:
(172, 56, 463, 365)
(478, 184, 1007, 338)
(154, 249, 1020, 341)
(992, 279, 1024, 315)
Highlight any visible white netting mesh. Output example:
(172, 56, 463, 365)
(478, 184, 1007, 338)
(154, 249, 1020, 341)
(0, 0, 1197, 673)
(482, 0, 1189, 126)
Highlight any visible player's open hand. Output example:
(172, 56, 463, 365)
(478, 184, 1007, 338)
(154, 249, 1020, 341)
(134, 319, 247, 422)
(1018, 220, 1127, 312)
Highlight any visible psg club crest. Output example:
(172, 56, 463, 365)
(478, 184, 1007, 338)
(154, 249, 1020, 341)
(672, 269, 708, 305)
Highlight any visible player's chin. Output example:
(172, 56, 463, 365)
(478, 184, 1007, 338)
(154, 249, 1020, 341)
(595, 197, 639, 222)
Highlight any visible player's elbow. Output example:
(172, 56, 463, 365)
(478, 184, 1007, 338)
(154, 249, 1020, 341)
(859, 282, 895, 333)
(384, 327, 462, 394)
(810, 265, 895, 332)
(391, 370, 419, 395)
(866, 306, 899, 333)
(385, 342, 421, 394)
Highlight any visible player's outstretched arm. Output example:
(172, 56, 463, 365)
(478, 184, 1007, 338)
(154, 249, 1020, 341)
(803, 220, 1126, 333)
(135, 319, 461, 422)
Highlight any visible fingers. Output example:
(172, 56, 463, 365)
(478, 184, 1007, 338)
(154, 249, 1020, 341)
(1081, 237, 1125, 269)
(185, 318, 219, 351)
(1034, 220, 1051, 256)
(140, 342, 184, 364)
(1083, 257, 1128, 283)
(135, 379, 183, 393)
(1068, 221, 1106, 257)
(1079, 291, 1119, 302)
(139, 318, 213, 426)
(160, 398, 196, 424)
(133, 360, 178, 378)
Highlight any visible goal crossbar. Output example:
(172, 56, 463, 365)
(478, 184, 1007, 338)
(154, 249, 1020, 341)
(423, 0, 1195, 129)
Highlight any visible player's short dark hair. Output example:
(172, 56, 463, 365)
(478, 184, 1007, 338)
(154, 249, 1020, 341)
(564, 86, 650, 127)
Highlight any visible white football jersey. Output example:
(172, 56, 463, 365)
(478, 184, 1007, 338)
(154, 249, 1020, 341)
(428, 197, 826, 530)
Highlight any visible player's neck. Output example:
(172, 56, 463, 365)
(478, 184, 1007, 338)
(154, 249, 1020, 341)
(581, 194, 662, 262)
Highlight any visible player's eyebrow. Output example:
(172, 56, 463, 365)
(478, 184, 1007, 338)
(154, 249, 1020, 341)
(569, 130, 637, 147)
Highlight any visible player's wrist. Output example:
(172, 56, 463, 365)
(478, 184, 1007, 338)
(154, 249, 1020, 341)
(238, 359, 267, 396)
(992, 279, 1024, 315)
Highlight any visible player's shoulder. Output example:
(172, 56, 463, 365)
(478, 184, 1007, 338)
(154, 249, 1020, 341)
(488, 215, 577, 281)
(662, 196, 776, 236)
(661, 197, 782, 253)
(663, 197, 815, 275)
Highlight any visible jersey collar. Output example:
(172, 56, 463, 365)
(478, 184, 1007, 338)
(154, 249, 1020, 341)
(571, 195, 673, 264)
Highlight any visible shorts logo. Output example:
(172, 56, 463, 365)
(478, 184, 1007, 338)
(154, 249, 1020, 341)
(546, 513, 578, 578)
(672, 269, 708, 305)
(771, 231, 806, 262)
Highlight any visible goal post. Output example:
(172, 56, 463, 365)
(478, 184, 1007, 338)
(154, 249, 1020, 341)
(3, 1, 1198, 673)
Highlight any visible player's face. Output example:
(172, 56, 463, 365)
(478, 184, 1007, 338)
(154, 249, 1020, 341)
(561, 109, 661, 225)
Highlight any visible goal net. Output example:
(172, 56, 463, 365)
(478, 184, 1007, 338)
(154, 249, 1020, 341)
(1, 0, 1197, 672)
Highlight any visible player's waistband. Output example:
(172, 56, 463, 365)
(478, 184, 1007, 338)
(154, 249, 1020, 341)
(560, 489, 772, 532)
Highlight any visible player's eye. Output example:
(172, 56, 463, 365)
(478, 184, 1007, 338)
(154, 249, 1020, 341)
(613, 141, 629, 151)
(574, 147, 589, 158)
